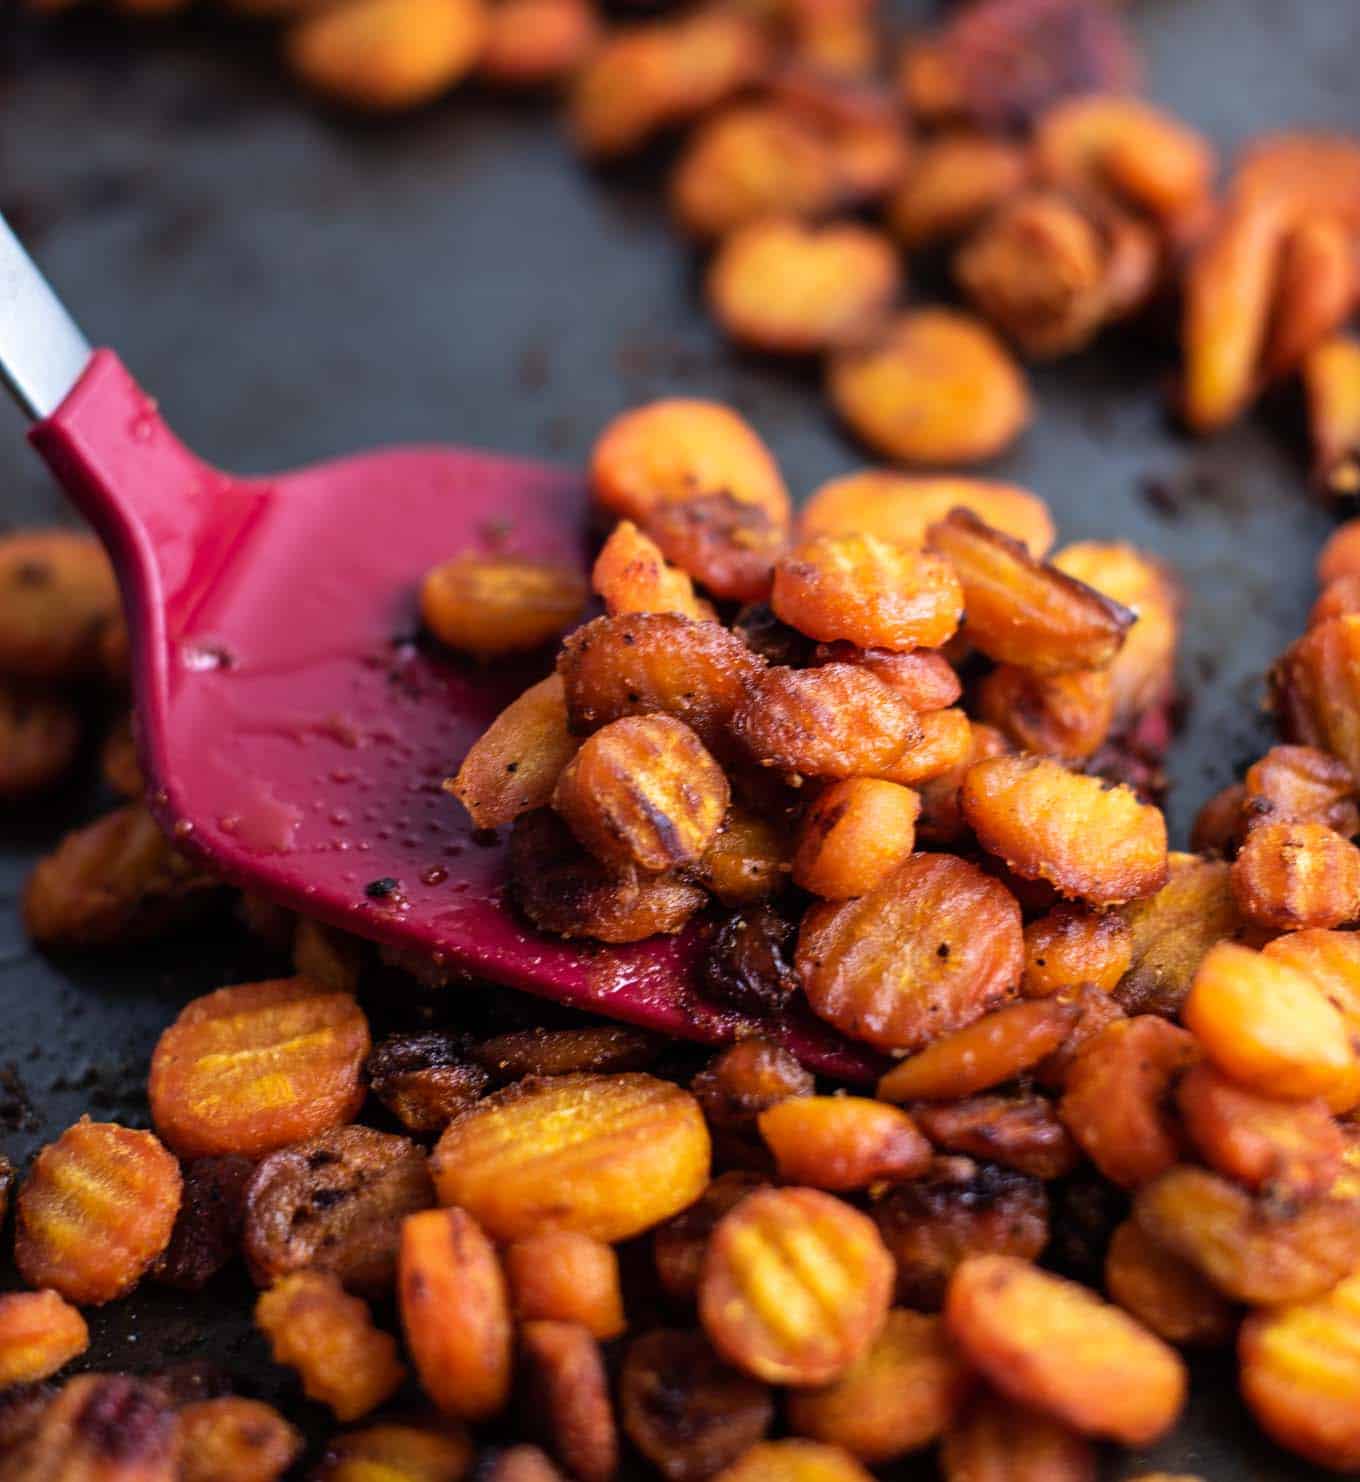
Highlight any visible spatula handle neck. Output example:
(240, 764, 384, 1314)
(30, 351, 224, 724)
(30, 347, 217, 570)
(0, 212, 93, 421)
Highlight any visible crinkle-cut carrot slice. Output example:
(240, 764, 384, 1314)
(797, 852, 1022, 1054)
(962, 754, 1168, 906)
(0, 1289, 88, 1387)
(432, 1072, 710, 1243)
(149, 977, 370, 1159)
(945, 1254, 1186, 1445)
(256, 1270, 404, 1422)
(699, 1186, 894, 1386)
(15, 1117, 182, 1305)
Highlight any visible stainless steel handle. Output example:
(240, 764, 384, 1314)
(0, 213, 93, 421)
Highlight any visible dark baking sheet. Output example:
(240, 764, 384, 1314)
(1, 0, 1358, 1472)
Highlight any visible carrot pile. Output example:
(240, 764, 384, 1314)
(7, 0, 1360, 1476)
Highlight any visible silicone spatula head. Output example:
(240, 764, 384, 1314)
(0, 213, 881, 1082)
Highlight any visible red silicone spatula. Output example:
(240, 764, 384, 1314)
(1, 214, 881, 1082)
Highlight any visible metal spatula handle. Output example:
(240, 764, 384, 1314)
(0, 212, 92, 421)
